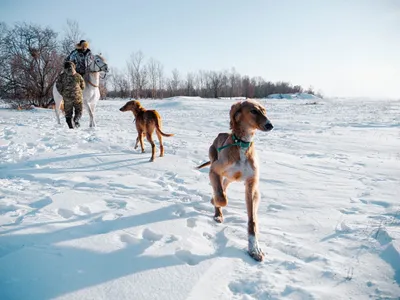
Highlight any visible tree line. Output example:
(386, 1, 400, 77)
(111, 55, 321, 99)
(0, 21, 322, 107)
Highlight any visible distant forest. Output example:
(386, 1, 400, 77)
(0, 21, 322, 107)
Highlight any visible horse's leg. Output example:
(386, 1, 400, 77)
(54, 99, 64, 125)
(54, 104, 61, 125)
(90, 102, 97, 127)
(85, 102, 94, 127)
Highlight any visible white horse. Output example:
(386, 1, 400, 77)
(53, 54, 108, 127)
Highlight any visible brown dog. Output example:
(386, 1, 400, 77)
(197, 100, 273, 261)
(120, 100, 174, 162)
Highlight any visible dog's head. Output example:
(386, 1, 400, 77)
(119, 100, 143, 113)
(230, 100, 273, 132)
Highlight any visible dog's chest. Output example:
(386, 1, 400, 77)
(225, 149, 255, 181)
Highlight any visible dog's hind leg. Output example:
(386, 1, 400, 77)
(156, 130, 164, 157)
(146, 132, 156, 162)
(245, 176, 264, 261)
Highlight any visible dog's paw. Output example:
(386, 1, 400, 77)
(248, 236, 264, 262)
(248, 248, 264, 262)
(213, 215, 224, 223)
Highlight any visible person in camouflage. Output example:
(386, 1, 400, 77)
(65, 40, 94, 77)
(56, 61, 85, 129)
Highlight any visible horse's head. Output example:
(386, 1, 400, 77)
(88, 54, 108, 73)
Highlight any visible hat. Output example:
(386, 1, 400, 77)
(76, 40, 89, 49)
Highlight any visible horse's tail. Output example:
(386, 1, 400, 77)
(155, 111, 174, 137)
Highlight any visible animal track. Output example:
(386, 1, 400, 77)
(166, 235, 180, 243)
(57, 208, 74, 219)
(172, 205, 187, 217)
(76, 205, 91, 215)
(105, 199, 127, 209)
(120, 234, 141, 245)
(202, 232, 213, 240)
(142, 228, 163, 241)
(186, 218, 197, 228)
(175, 249, 201, 266)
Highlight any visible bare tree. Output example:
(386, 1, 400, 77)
(156, 61, 164, 98)
(209, 71, 224, 98)
(242, 76, 255, 98)
(60, 20, 84, 56)
(110, 67, 130, 98)
(185, 72, 194, 96)
(127, 51, 147, 98)
(170, 68, 180, 96)
(0, 23, 63, 106)
(195, 70, 205, 97)
(147, 58, 158, 99)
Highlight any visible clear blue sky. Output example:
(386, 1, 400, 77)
(1, 0, 399, 98)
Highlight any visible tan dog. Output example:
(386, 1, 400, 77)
(120, 100, 174, 162)
(197, 100, 273, 261)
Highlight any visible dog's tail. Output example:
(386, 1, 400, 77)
(196, 161, 211, 169)
(155, 112, 174, 137)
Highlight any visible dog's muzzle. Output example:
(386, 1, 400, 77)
(263, 122, 274, 131)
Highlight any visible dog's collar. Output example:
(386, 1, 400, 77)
(217, 134, 252, 152)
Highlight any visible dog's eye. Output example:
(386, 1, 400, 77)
(250, 110, 259, 115)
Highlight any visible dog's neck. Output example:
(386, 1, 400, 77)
(232, 127, 256, 143)
(131, 107, 145, 117)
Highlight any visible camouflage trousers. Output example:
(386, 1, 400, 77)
(64, 98, 83, 123)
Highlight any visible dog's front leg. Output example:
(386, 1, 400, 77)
(209, 162, 228, 223)
(245, 176, 264, 261)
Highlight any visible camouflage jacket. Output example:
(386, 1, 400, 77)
(56, 71, 85, 102)
(65, 48, 94, 75)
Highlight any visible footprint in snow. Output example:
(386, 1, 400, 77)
(76, 205, 91, 215)
(120, 234, 141, 245)
(186, 218, 197, 228)
(166, 235, 180, 243)
(57, 208, 74, 219)
(175, 249, 202, 266)
(142, 228, 163, 242)
(202, 232, 213, 240)
(105, 199, 127, 210)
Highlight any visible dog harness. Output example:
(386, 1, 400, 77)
(217, 134, 252, 152)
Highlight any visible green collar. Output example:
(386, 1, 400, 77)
(217, 134, 253, 152)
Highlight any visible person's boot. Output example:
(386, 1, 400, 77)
(74, 118, 80, 128)
(66, 117, 74, 129)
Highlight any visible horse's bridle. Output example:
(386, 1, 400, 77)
(86, 56, 108, 87)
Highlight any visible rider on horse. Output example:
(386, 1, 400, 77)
(65, 40, 94, 77)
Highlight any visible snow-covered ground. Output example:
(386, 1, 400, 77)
(0, 97, 399, 300)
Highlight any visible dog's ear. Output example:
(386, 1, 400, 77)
(229, 101, 242, 130)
